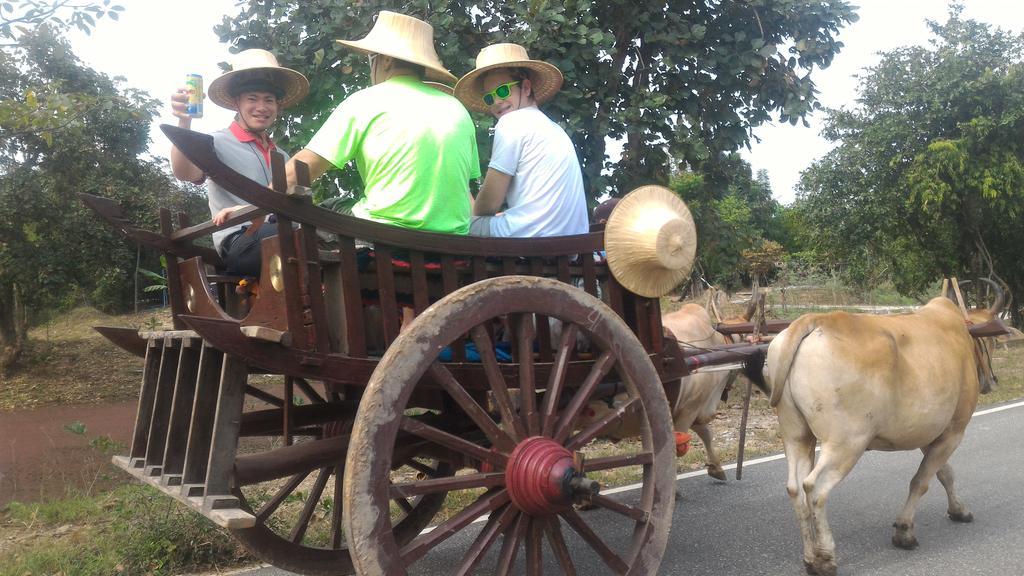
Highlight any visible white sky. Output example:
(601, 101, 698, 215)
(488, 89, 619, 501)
(67, 0, 1024, 203)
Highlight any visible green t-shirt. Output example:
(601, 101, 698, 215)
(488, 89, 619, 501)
(307, 76, 480, 234)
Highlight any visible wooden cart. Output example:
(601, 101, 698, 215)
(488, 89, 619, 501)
(80, 126, 800, 575)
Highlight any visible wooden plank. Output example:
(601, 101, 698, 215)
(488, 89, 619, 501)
(143, 336, 183, 471)
(129, 340, 163, 465)
(582, 256, 598, 297)
(441, 255, 465, 362)
(338, 237, 366, 356)
(529, 259, 553, 362)
(159, 338, 202, 485)
(171, 206, 265, 244)
(410, 251, 430, 315)
(160, 209, 187, 330)
(300, 226, 331, 353)
(375, 245, 401, 346)
(272, 216, 308, 347)
(180, 344, 223, 495)
(557, 255, 571, 285)
(606, 274, 625, 319)
(632, 294, 652, 350)
(203, 354, 249, 509)
(648, 296, 664, 353)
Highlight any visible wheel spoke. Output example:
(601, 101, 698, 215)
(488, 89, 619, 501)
(294, 377, 326, 404)
(561, 507, 629, 574)
(540, 323, 578, 437)
(428, 362, 515, 452)
(566, 396, 639, 451)
(395, 496, 415, 514)
(245, 384, 284, 407)
(400, 417, 507, 468)
(405, 458, 443, 478)
(455, 504, 519, 576)
(516, 314, 540, 436)
(543, 517, 577, 576)
(589, 493, 650, 523)
(289, 466, 332, 544)
(526, 516, 543, 576)
(585, 451, 654, 472)
(400, 489, 511, 564)
(496, 509, 529, 575)
(330, 463, 343, 548)
(553, 351, 616, 443)
(389, 471, 505, 499)
(470, 325, 526, 441)
(254, 471, 310, 522)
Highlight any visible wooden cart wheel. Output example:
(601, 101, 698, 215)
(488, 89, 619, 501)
(228, 382, 452, 575)
(344, 276, 676, 575)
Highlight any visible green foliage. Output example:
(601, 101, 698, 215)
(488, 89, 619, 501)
(670, 159, 790, 290)
(215, 0, 857, 200)
(0, 0, 123, 41)
(0, 27, 207, 370)
(796, 6, 1024, 322)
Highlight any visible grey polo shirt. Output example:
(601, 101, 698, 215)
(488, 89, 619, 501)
(206, 125, 290, 253)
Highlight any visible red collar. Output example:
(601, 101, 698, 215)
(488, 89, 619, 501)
(229, 120, 276, 166)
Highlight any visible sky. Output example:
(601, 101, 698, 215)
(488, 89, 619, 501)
(67, 0, 1024, 204)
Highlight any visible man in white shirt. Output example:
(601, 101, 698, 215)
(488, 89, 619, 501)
(454, 44, 589, 237)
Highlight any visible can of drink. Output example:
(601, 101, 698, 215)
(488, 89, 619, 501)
(185, 73, 203, 118)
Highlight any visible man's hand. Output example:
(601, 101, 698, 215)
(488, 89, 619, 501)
(213, 206, 236, 226)
(170, 88, 192, 129)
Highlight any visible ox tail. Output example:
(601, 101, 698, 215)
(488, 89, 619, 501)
(767, 317, 819, 408)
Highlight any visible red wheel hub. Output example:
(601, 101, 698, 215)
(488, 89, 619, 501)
(505, 436, 576, 516)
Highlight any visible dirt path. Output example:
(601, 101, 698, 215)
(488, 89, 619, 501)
(0, 401, 137, 505)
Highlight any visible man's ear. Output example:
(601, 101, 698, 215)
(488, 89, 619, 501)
(521, 77, 533, 100)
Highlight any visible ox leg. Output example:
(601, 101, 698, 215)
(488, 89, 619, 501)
(691, 422, 726, 481)
(780, 414, 818, 574)
(801, 441, 867, 576)
(893, 436, 965, 549)
(936, 462, 973, 523)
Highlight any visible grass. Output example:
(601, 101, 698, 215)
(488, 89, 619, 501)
(0, 484, 250, 576)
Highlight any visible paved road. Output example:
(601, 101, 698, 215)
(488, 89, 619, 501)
(235, 400, 1024, 576)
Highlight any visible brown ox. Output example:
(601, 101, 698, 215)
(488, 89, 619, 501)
(765, 291, 1002, 576)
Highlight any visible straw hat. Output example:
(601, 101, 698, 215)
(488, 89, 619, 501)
(423, 81, 454, 95)
(208, 49, 309, 110)
(336, 11, 457, 85)
(604, 185, 697, 298)
(454, 43, 564, 114)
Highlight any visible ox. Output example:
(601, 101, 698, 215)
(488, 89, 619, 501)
(581, 298, 756, 479)
(764, 287, 1002, 576)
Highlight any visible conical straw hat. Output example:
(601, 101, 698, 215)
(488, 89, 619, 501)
(604, 185, 697, 298)
(336, 11, 457, 85)
(454, 43, 564, 114)
(208, 49, 309, 110)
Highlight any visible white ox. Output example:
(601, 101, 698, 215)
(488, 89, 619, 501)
(581, 301, 754, 479)
(764, 293, 1001, 576)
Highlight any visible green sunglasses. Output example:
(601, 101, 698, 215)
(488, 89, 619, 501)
(482, 81, 520, 106)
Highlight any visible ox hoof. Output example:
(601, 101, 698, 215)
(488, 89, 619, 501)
(807, 559, 837, 576)
(891, 525, 919, 550)
(948, 510, 974, 523)
(707, 465, 727, 482)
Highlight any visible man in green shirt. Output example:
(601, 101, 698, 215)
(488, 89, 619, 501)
(286, 11, 479, 234)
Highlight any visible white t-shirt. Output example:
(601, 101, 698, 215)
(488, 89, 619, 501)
(486, 106, 589, 237)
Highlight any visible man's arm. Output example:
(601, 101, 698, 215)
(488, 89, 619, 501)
(473, 168, 512, 216)
(169, 88, 205, 183)
(286, 149, 332, 187)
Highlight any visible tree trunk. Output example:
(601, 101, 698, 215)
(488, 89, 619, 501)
(0, 281, 27, 376)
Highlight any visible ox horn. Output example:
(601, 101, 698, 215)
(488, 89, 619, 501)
(977, 278, 1006, 316)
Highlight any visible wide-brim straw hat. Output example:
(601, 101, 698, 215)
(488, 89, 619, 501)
(336, 11, 457, 85)
(423, 81, 454, 95)
(208, 49, 309, 111)
(604, 185, 698, 298)
(454, 43, 564, 114)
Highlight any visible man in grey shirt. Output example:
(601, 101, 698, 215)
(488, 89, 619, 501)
(169, 49, 308, 277)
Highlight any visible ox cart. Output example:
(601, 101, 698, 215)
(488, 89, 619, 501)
(82, 126, 1005, 575)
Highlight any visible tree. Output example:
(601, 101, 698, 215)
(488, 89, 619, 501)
(0, 26, 205, 374)
(215, 0, 857, 201)
(797, 6, 1024, 324)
